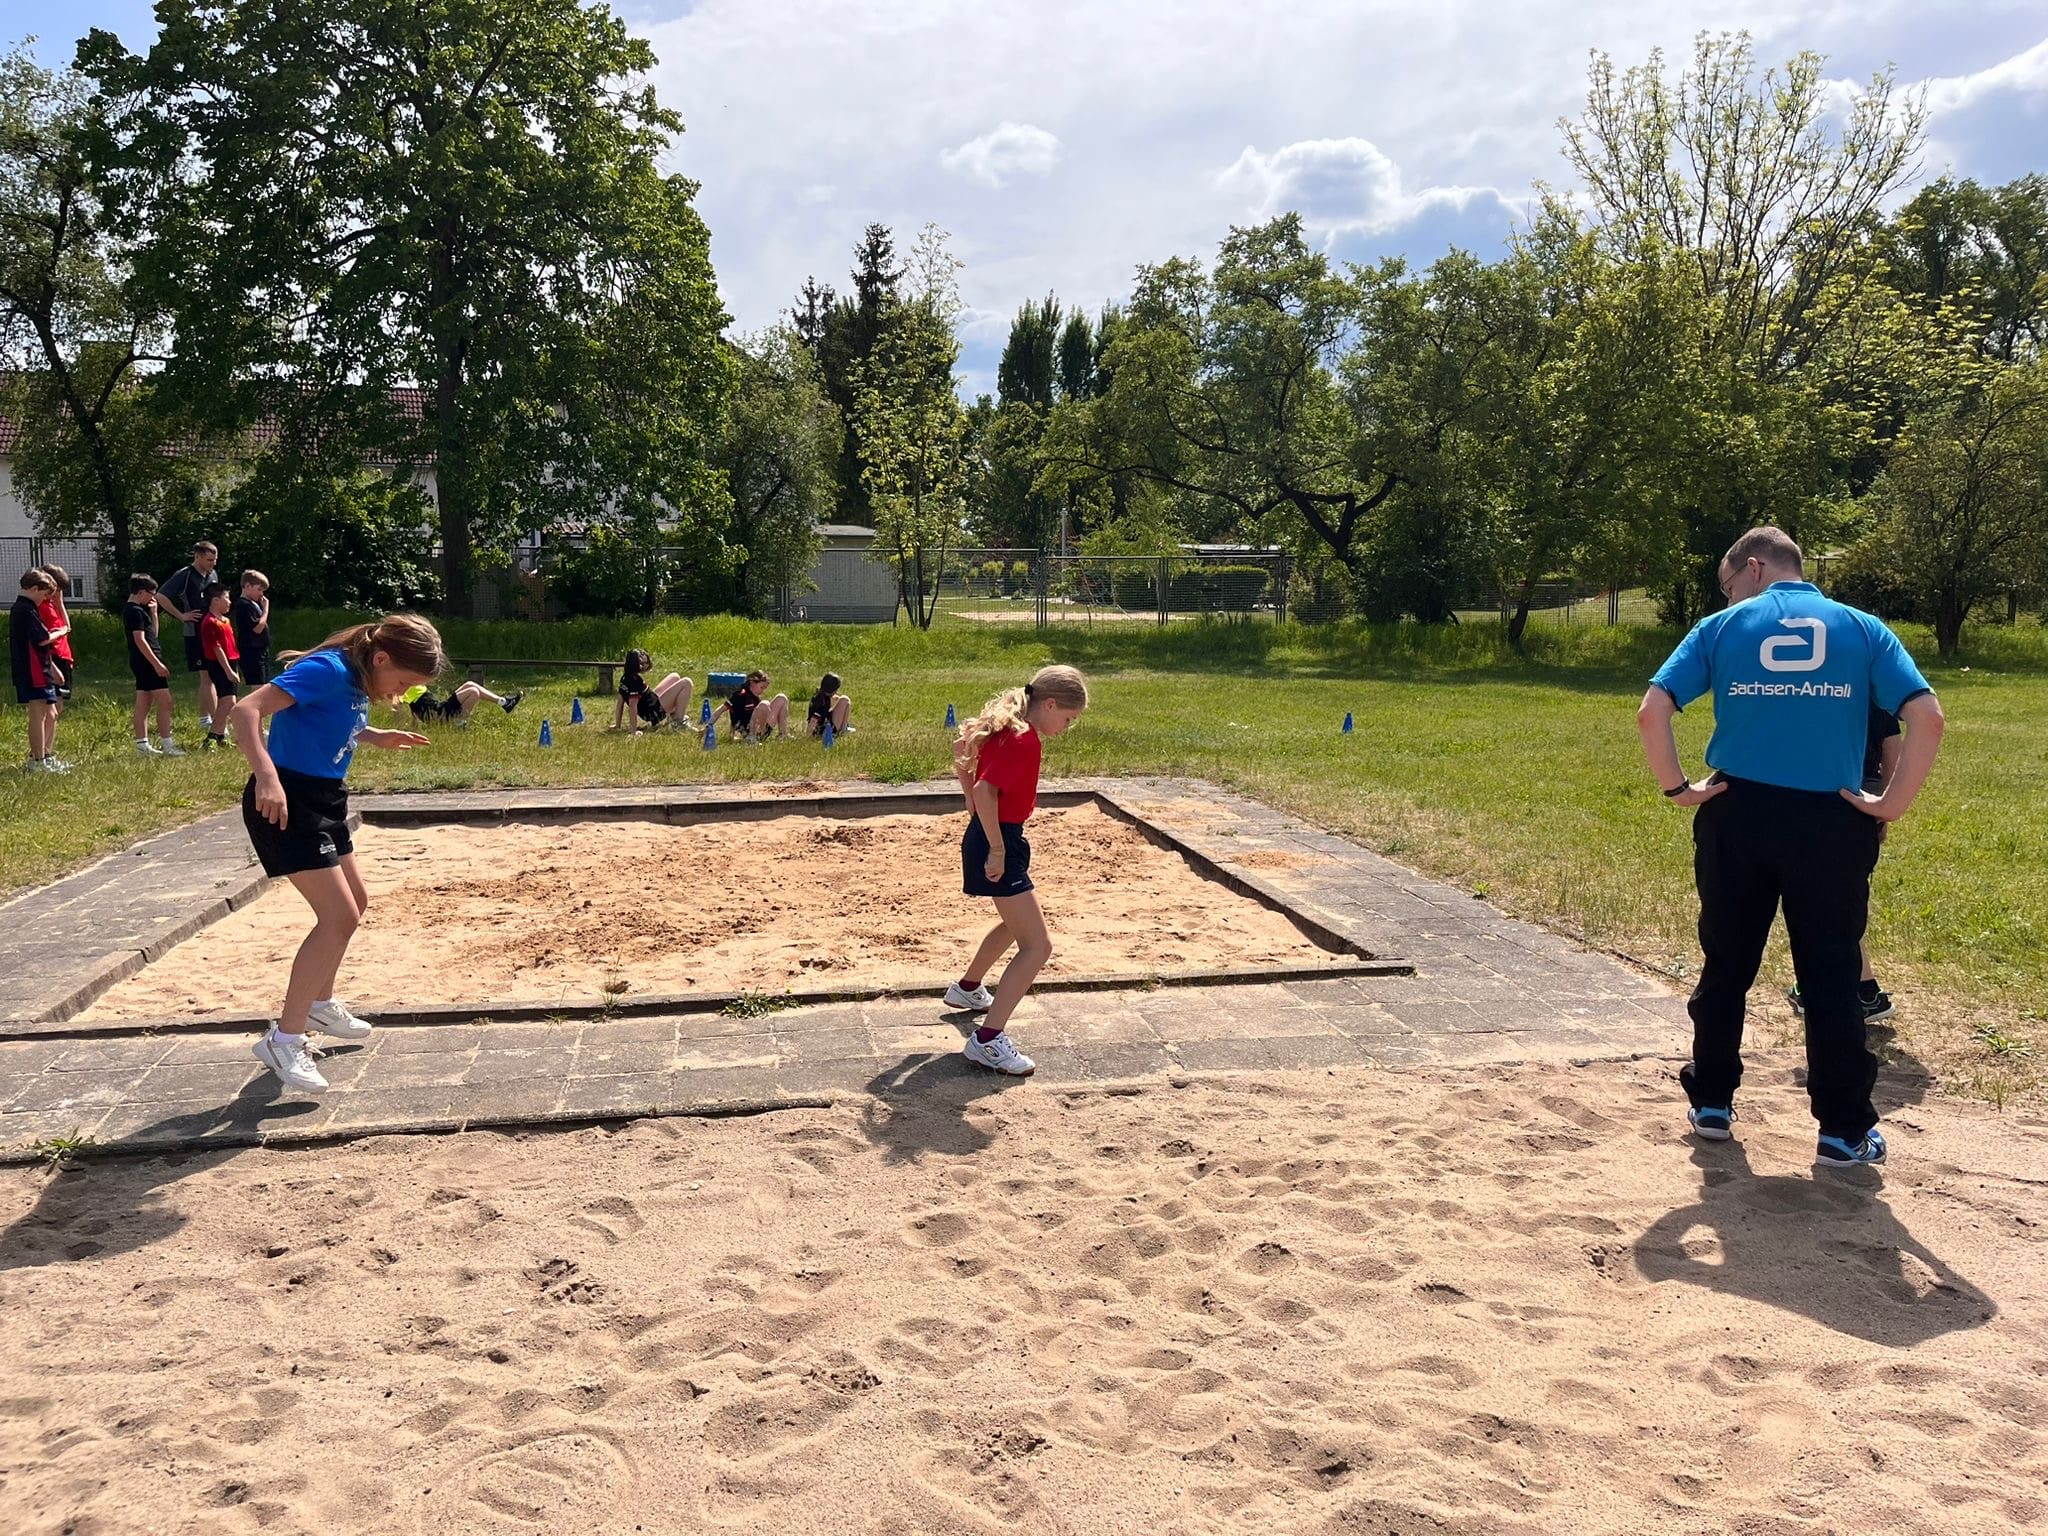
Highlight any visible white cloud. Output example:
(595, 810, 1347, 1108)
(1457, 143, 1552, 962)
(1923, 34, 2048, 114)
(940, 122, 1062, 188)
(1217, 136, 1499, 240)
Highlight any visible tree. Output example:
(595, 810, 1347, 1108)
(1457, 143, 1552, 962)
(80, 0, 733, 617)
(715, 327, 840, 615)
(997, 294, 1060, 409)
(1881, 175, 2048, 364)
(853, 225, 967, 628)
(0, 43, 192, 574)
(1857, 363, 2048, 655)
(1561, 33, 1927, 618)
(1057, 307, 1096, 403)
(798, 223, 904, 527)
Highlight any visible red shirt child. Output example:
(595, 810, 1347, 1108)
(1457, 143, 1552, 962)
(36, 596, 73, 667)
(973, 723, 1043, 823)
(201, 611, 240, 667)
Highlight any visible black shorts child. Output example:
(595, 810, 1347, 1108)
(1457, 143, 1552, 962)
(130, 656, 170, 693)
(14, 682, 58, 706)
(243, 767, 354, 877)
(204, 658, 239, 696)
(635, 690, 666, 727)
(242, 655, 269, 688)
(962, 817, 1034, 898)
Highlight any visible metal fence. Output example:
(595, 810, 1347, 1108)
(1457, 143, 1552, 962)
(0, 536, 107, 605)
(780, 547, 1297, 627)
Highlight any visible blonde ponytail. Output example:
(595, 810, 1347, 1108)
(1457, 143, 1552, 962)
(954, 664, 1089, 774)
(280, 612, 447, 687)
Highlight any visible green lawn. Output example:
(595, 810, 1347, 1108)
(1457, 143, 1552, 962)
(5, 606, 2043, 1102)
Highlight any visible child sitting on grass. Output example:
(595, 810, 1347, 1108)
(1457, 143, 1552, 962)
(403, 679, 521, 726)
(806, 673, 854, 738)
(614, 649, 695, 731)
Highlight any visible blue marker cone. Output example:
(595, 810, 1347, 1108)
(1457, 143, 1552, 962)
(945, 703, 956, 728)
(570, 696, 585, 726)
(539, 719, 554, 747)
(1342, 711, 1354, 734)
(822, 721, 836, 749)
(702, 718, 717, 751)
(700, 697, 711, 725)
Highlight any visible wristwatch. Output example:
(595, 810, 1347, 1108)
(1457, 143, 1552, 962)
(1662, 780, 1690, 797)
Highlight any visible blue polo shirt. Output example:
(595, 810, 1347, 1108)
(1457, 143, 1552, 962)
(1650, 582, 1931, 793)
(266, 649, 370, 779)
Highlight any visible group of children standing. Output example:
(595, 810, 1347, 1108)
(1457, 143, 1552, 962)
(9, 563, 79, 772)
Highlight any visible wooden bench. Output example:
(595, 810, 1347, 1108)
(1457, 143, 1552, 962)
(458, 658, 617, 694)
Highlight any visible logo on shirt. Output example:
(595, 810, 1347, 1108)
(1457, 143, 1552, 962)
(1759, 617, 1826, 673)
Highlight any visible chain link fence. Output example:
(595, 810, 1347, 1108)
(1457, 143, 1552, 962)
(0, 536, 109, 605)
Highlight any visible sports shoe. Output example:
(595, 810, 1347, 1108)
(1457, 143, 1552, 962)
(964, 1032, 1035, 1076)
(253, 1030, 330, 1094)
(156, 738, 186, 757)
(501, 690, 523, 713)
(134, 738, 162, 756)
(1787, 984, 1895, 1023)
(308, 999, 373, 1041)
(1814, 1130, 1887, 1169)
(39, 756, 70, 774)
(1687, 1105, 1735, 1141)
(944, 981, 995, 1012)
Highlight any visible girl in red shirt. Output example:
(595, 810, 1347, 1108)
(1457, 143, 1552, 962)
(946, 664, 1089, 1076)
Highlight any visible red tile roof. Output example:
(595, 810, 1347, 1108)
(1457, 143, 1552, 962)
(0, 381, 435, 467)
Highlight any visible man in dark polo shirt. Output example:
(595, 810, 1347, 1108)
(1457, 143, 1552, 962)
(157, 539, 221, 728)
(1637, 526, 1944, 1170)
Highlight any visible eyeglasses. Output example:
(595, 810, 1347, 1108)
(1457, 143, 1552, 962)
(1719, 559, 1759, 601)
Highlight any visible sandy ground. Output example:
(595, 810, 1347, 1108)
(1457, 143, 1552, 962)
(84, 805, 1338, 1020)
(0, 1059, 2043, 1534)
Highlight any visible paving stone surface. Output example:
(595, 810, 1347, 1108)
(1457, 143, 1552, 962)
(0, 778, 1688, 1160)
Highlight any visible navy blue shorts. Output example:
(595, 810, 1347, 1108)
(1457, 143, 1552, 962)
(962, 818, 1033, 898)
(14, 683, 58, 705)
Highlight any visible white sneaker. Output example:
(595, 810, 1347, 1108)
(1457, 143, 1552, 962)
(134, 738, 162, 756)
(945, 981, 996, 1012)
(964, 1032, 1035, 1076)
(308, 999, 373, 1041)
(253, 1030, 329, 1094)
(44, 755, 74, 772)
(156, 738, 186, 757)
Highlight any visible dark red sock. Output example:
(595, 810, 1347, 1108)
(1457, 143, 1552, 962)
(975, 1026, 1002, 1044)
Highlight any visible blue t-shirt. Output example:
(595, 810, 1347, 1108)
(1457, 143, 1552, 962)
(1650, 582, 1932, 794)
(265, 649, 370, 780)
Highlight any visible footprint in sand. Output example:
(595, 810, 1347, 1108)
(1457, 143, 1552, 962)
(565, 1195, 646, 1246)
(906, 1211, 975, 1246)
(413, 1427, 642, 1534)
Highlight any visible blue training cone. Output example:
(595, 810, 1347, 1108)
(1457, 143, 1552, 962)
(945, 703, 956, 728)
(700, 697, 711, 725)
(822, 720, 836, 749)
(1342, 711, 1354, 734)
(570, 696, 585, 725)
(539, 719, 554, 747)
(702, 718, 717, 751)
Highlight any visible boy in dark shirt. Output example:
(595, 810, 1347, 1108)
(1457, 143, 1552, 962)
(11, 568, 65, 772)
(233, 569, 271, 687)
(124, 573, 183, 756)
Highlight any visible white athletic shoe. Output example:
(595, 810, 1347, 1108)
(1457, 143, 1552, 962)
(134, 738, 162, 756)
(308, 999, 373, 1041)
(944, 981, 996, 1012)
(156, 738, 186, 757)
(963, 1032, 1035, 1076)
(253, 1030, 330, 1094)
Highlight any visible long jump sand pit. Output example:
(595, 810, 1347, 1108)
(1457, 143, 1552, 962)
(83, 801, 1351, 1020)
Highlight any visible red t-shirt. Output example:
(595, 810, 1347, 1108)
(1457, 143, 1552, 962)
(37, 598, 73, 663)
(201, 613, 240, 665)
(974, 724, 1042, 823)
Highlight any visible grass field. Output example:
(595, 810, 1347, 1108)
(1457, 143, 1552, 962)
(4, 606, 2043, 1104)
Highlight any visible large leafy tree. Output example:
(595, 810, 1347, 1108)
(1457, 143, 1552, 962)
(1561, 33, 1926, 618)
(1880, 175, 2048, 365)
(0, 43, 199, 574)
(796, 223, 903, 526)
(715, 326, 840, 615)
(79, 0, 732, 616)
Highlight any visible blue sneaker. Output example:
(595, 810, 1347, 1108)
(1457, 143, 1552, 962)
(1814, 1130, 1887, 1169)
(1687, 1105, 1734, 1141)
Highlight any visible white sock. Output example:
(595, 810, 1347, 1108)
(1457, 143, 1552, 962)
(158, 735, 175, 745)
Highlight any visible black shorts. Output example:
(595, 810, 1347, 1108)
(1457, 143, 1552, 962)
(183, 632, 203, 672)
(962, 818, 1034, 898)
(243, 768, 354, 877)
(14, 682, 57, 706)
(131, 657, 171, 693)
(242, 655, 269, 687)
(204, 658, 239, 696)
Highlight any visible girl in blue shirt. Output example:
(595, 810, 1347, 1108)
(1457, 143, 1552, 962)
(228, 614, 446, 1095)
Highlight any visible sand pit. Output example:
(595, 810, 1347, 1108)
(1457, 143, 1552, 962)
(83, 803, 1343, 1020)
(1, 1060, 2042, 1534)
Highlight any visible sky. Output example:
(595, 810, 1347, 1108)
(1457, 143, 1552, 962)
(13, 1, 2048, 397)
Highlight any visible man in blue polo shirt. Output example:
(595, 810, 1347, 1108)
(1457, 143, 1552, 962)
(1637, 526, 1944, 1170)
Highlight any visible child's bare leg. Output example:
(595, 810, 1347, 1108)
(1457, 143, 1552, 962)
(769, 694, 790, 736)
(453, 681, 489, 720)
(655, 674, 693, 720)
(154, 691, 173, 738)
(278, 865, 365, 1034)
(830, 695, 852, 731)
(197, 671, 218, 724)
(132, 692, 150, 739)
(980, 891, 1051, 1035)
(960, 919, 1015, 990)
(1859, 941, 1876, 984)
(26, 701, 52, 759)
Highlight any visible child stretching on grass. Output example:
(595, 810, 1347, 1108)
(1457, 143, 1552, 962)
(806, 672, 853, 738)
(230, 614, 445, 1095)
(944, 664, 1090, 1077)
(712, 668, 788, 742)
(403, 679, 520, 726)
(614, 648, 693, 730)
